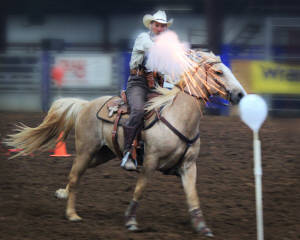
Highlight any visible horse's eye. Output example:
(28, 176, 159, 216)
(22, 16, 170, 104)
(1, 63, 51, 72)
(215, 71, 223, 76)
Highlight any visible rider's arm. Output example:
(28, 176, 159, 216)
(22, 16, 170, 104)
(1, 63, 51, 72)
(133, 32, 153, 53)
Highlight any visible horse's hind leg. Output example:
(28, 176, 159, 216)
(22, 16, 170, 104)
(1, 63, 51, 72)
(181, 161, 213, 237)
(65, 152, 91, 221)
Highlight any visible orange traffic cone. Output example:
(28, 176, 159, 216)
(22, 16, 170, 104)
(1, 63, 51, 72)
(50, 132, 71, 157)
(7, 149, 34, 157)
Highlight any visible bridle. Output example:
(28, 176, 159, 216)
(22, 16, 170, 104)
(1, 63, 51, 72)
(183, 60, 231, 103)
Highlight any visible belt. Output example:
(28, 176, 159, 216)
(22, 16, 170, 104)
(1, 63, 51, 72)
(130, 69, 144, 76)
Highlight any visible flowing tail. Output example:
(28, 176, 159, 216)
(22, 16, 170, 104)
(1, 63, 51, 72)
(5, 98, 88, 158)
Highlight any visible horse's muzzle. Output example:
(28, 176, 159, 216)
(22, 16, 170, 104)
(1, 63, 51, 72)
(229, 91, 245, 105)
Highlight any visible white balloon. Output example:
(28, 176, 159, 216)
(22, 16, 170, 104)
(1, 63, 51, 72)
(239, 94, 268, 132)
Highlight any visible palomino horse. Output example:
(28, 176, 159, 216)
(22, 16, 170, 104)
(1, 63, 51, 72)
(6, 51, 246, 237)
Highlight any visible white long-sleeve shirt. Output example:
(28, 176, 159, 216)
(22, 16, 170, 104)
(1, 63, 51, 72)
(129, 32, 154, 70)
(129, 31, 175, 89)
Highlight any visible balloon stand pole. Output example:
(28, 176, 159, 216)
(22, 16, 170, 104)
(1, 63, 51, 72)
(58, 86, 62, 98)
(239, 95, 267, 240)
(253, 131, 264, 240)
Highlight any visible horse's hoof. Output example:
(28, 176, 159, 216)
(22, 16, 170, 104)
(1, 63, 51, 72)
(67, 214, 82, 222)
(55, 188, 68, 199)
(198, 227, 214, 237)
(193, 222, 214, 237)
(127, 224, 139, 231)
(125, 216, 139, 231)
(204, 230, 214, 237)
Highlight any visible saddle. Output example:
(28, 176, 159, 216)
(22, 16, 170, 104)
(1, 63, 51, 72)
(97, 93, 129, 125)
(96, 91, 159, 162)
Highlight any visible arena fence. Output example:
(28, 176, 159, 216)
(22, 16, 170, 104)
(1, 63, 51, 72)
(0, 47, 122, 112)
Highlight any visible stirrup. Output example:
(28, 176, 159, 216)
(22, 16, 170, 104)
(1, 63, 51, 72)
(121, 152, 137, 170)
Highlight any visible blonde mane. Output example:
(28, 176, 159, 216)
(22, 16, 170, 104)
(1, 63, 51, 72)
(145, 85, 181, 112)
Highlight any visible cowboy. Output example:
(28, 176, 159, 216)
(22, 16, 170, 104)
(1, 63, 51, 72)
(121, 10, 173, 171)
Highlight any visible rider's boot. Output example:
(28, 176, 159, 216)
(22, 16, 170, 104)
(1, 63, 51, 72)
(121, 125, 138, 171)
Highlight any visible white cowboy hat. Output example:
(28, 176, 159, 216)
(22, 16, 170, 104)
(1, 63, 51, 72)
(143, 10, 173, 29)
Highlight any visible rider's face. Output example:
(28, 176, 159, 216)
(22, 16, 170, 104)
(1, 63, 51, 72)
(151, 21, 167, 35)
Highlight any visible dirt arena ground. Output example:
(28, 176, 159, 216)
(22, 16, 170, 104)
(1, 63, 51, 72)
(0, 112, 299, 240)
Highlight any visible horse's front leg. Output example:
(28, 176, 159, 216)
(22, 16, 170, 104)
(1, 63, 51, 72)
(181, 161, 214, 237)
(125, 157, 156, 231)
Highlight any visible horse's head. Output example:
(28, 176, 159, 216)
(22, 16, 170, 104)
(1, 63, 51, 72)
(180, 51, 247, 105)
